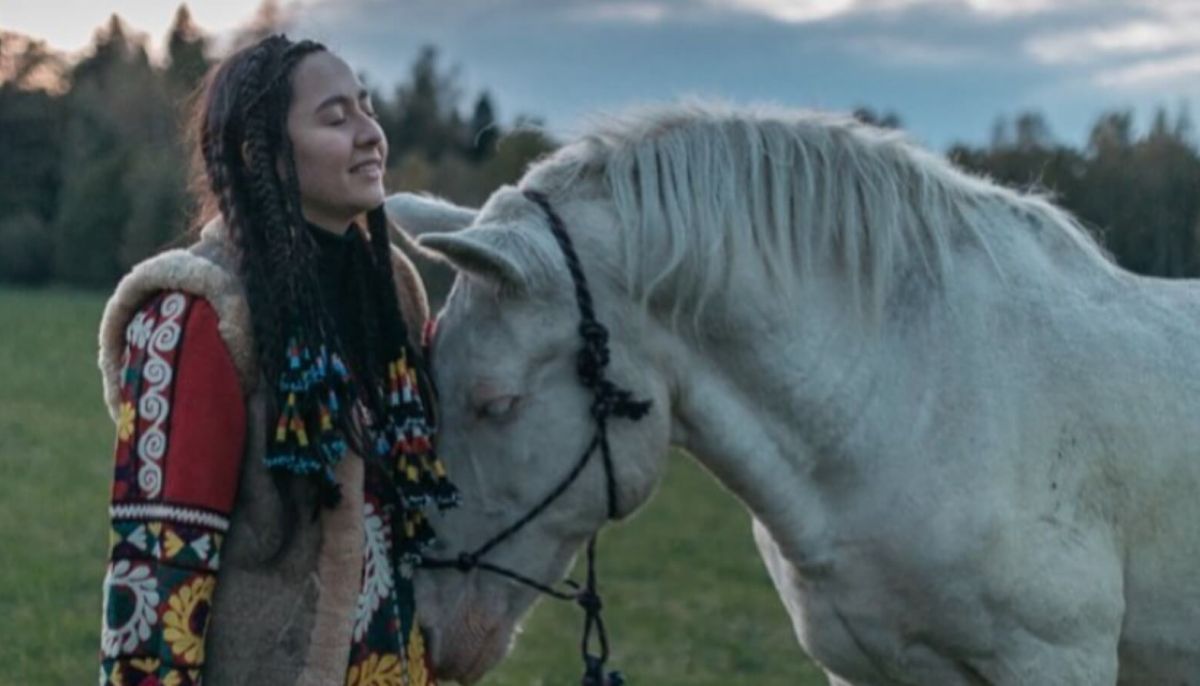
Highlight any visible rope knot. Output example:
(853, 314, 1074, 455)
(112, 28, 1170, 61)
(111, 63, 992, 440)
(576, 321, 611, 387)
(455, 552, 478, 572)
(576, 589, 603, 614)
(590, 385, 617, 421)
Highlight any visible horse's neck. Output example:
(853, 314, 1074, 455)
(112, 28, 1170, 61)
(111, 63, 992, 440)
(660, 244, 1056, 559)
(663, 285, 899, 562)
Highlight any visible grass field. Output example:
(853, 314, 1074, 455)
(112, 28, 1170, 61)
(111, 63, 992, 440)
(0, 287, 825, 685)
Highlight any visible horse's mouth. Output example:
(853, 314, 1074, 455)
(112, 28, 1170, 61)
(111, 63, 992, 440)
(424, 607, 513, 684)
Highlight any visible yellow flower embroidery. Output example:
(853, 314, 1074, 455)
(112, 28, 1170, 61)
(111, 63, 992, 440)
(345, 653, 404, 686)
(407, 623, 431, 686)
(117, 402, 137, 442)
(162, 670, 184, 686)
(163, 529, 185, 559)
(163, 575, 216, 664)
(129, 657, 160, 672)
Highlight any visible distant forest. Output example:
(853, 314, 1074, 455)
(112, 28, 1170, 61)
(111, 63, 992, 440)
(1, 4, 1198, 289)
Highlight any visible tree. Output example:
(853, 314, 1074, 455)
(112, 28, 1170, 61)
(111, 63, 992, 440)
(0, 31, 67, 92)
(468, 92, 500, 161)
(0, 33, 67, 224)
(0, 211, 53, 284)
(1014, 112, 1052, 151)
(383, 46, 466, 163)
(165, 5, 210, 96)
(51, 14, 175, 285)
(231, 0, 289, 51)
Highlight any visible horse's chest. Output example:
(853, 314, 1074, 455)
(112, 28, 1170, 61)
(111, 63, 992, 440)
(781, 569, 1000, 684)
(755, 520, 995, 683)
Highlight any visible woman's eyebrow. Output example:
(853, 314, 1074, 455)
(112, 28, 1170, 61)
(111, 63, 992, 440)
(315, 89, 370, 113)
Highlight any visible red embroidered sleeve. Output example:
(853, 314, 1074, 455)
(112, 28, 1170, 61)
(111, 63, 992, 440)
(99, 292, 246, 686)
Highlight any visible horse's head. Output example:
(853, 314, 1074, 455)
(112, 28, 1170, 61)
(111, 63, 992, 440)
(387, 186, 675, 683)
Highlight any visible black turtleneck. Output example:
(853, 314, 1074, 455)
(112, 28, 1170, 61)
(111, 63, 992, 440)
(308, 222, 372, 383)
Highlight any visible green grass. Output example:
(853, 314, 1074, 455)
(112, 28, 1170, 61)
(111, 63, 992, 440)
(0, 287, 824, 685)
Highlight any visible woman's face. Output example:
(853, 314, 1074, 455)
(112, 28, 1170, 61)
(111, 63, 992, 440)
(286, 51, 388, 232)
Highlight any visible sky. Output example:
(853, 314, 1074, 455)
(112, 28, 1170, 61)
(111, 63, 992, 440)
(3, 0, 1198, 149)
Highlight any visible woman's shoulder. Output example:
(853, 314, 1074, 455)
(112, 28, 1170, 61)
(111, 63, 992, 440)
(99, 280, 257, 423)
(99, 226, 258, 414)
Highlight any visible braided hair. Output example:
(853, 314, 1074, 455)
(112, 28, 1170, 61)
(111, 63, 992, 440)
(184, 35, 457, 534)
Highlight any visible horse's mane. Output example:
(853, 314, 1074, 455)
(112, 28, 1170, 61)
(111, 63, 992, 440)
(524, 102, 1117, 324)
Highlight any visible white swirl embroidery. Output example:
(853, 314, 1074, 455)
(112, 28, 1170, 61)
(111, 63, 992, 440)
(135, 293, 187, 499)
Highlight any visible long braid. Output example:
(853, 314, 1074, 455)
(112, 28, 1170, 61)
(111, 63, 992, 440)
(357, 206, 455, 563)
(198, 36, 357, 509)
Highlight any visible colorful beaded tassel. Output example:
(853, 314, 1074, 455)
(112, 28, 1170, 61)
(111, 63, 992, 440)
(264, 336, 354, 506)
(376, 348, 459, 563)
(264, 333, 459, 550)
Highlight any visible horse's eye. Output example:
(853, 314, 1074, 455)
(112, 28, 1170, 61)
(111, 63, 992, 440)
(477, 394, 519, 420)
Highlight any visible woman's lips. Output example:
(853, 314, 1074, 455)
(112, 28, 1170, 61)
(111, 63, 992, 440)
(349, 160, 382, 178)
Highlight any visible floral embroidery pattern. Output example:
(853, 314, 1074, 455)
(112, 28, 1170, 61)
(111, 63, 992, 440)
(117, 402, 137, 443)
(346, 653, 404, 686)
(407, 623, 430, 686)
(100, 560, 160, 657)
(163, 575, 216, 664)
(353, 502, 394, 642)
(347, 467, 438, 685)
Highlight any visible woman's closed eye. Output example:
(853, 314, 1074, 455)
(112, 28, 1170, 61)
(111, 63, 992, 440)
(475, 394, 520, 420)
(323, 107, 348, 126)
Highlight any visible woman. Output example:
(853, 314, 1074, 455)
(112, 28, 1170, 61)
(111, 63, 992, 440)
(96, 35, 456, 684)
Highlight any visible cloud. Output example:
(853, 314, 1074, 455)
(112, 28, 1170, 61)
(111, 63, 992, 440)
(1027, 20, 1200, 65)
(718, 0, 858, 23)
(287, 0, 1197, 148)
(1095, 51, 1200, 88)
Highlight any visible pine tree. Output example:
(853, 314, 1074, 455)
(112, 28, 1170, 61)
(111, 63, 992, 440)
(165, 5, 210, 96)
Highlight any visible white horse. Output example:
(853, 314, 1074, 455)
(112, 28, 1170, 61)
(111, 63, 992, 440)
(386, 103, 1200, 685)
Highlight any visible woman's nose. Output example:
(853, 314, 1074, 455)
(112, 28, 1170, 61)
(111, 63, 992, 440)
(356, 118, 385, 149)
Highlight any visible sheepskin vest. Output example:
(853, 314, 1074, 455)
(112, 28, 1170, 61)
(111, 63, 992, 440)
(98, 218, 430, 684)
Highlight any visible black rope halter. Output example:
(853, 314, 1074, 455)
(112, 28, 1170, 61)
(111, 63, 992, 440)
(420, 188, 652, 686)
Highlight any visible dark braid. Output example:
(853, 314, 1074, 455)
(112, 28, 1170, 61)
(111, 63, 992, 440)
(195, 36, 326, 391)
(193, 36, 358, 506)
(342, 206, 428, 427)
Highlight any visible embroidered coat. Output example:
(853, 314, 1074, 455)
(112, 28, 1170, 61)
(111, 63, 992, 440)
(97, 218, 437, 685)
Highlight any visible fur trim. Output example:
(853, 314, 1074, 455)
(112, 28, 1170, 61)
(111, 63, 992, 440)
(390, 245, 430, 337)
(297, 454, 365, 685)
(98, 231, 256, 421)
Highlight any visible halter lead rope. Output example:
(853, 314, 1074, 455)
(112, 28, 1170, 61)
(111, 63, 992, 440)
(420, 189, 650, 686)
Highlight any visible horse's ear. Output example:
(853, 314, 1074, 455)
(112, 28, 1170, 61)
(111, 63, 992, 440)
(384, 192, 477, 237)
(419, 227, 528, 291)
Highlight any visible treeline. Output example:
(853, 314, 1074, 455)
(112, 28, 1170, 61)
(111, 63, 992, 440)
(948, 110, 1200, 278)
(0, 5, 555, 287)
(2, 8, 1199, 289)
(857, 106, 1200, 279)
